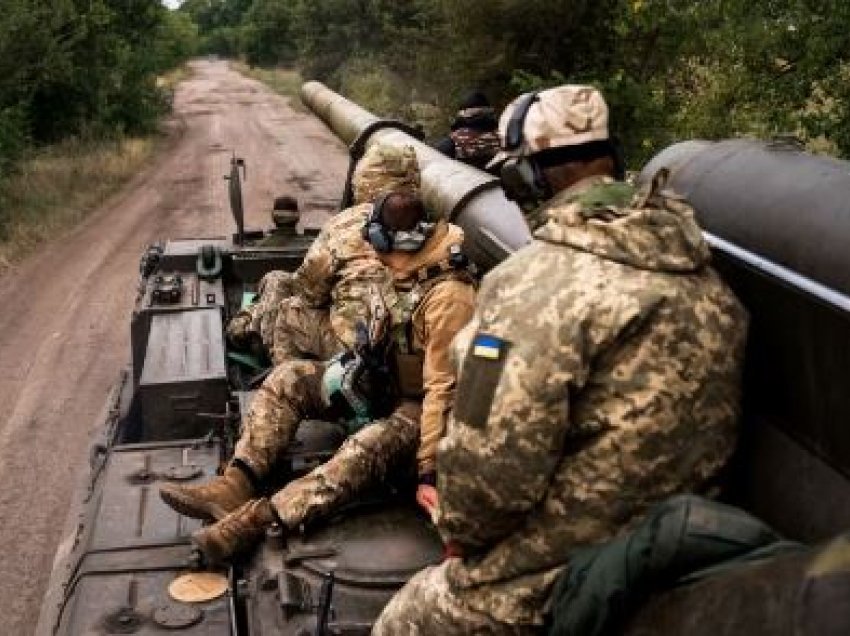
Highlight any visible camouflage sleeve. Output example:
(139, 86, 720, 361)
(436, 277, 655, 550)
(415, 280, 476, 476)
(292, 230, 335, 307)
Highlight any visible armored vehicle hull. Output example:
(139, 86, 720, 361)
(36, 126, 850, 634)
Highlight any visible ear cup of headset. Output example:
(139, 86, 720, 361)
(500, 156, 549, 203)
(362, 193, 393, 253)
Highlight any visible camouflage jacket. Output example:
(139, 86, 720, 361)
(380, 221, 477, 476)
(291, 202, 397, 352)
(435, 175, 748, 624)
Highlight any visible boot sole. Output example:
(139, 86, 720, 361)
(160, 485, 231, 522)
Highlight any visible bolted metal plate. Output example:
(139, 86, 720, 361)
(168, 572, 229, 603)
(126, 468, 156, 485)
(101, 607, 144, 634)
(161, 464, 204, 481)
(153, 603, 204, 630)
(291, 505, 442, 586)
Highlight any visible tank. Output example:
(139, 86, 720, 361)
(36, 130, 850, 636)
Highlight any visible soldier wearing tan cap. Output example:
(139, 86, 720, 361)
(373, 86, 747, 634)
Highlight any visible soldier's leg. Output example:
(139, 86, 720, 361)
(226, 270, 296, 350)
(161, 360, 326, 521)
(234, 359, 327, 477)
(256, 270, 299, 347)
(191, 401, 420, 562)
(270, 402, 421, 530)
(373, 561, 533, 636)
(270, 296, 341, 364)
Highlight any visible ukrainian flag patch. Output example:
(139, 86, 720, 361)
(472, 333, 505, 360)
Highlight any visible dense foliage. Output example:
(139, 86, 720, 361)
(0, 0, 198, 173)
(181, 0, 850, 165)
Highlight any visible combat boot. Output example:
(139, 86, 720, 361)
(192, 498, 276, 564)
(160, 463, 255, 521)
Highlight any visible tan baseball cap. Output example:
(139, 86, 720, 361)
(352, 143, 421, 204)
(488, 85, 610, 169)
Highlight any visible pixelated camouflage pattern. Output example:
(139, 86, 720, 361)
(234, 360, 327, 477)
(270, 402, 421, 530)
(450, 128, 501, 167)
(352, 143, 421, 204)
(373, 561, 533, 636)
(424, 175, 747, 626)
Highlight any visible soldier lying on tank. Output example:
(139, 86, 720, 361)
(372, 85, 749, 635)
(159, 191, 476, 563)
(225, 143, 419, 365)
(433, 90, 502, 172)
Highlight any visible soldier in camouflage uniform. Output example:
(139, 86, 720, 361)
(433, 91, 502, 171)
(160, 189, 476, 563)
(226, 143, 419, 363)
(373, 85, 748, 634)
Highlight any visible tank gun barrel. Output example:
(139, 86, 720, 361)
(300, 81, 531, 269)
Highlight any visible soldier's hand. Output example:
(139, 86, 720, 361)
(416, 484, 439, 522)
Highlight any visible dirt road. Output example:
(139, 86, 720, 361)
(0, 60, 348, 634)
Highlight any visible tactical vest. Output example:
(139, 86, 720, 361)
(389, 258, 477, 399)
(450, 129, 501, 168)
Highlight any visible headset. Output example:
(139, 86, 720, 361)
(499, 92, 553, 203)
(362, 192, 394, 253)
(499, 91, 627, 204)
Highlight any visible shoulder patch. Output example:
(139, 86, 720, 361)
(472, 333, 506, 360)
(455, 333, 512, 428)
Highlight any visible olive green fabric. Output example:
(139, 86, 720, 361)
(546, 495, 802, 636)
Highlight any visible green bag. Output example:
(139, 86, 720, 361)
(546, 495, 802, 636)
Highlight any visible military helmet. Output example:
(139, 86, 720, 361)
(351, 143, 421, 205)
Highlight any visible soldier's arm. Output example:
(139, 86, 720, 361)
(416, 280, 476, 477)
(292, 230, 335, 307)
(435, 287, 652, 550)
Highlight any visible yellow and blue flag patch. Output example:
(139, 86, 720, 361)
(472, 333, 505, 360)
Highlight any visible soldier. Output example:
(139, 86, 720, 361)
(160, 189, 476, 562)
(433, 90, 502, 171)
(226, 143, 420, 363)
(372, 85, 749, 634)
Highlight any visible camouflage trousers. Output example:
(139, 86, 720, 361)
(271, 402, 421, 530)
(226, 271, 298, 350)
(234, 359, 421, 532)
(227, 276, 350, 364)
(373, 561, 534, 636)
(234, 360, 328, 477)
(270, 296, 343, 365)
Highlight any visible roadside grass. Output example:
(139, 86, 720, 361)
(0, 136, 158, 273)
(231, 62, 305, 111)
(0, 63, 193, 274)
